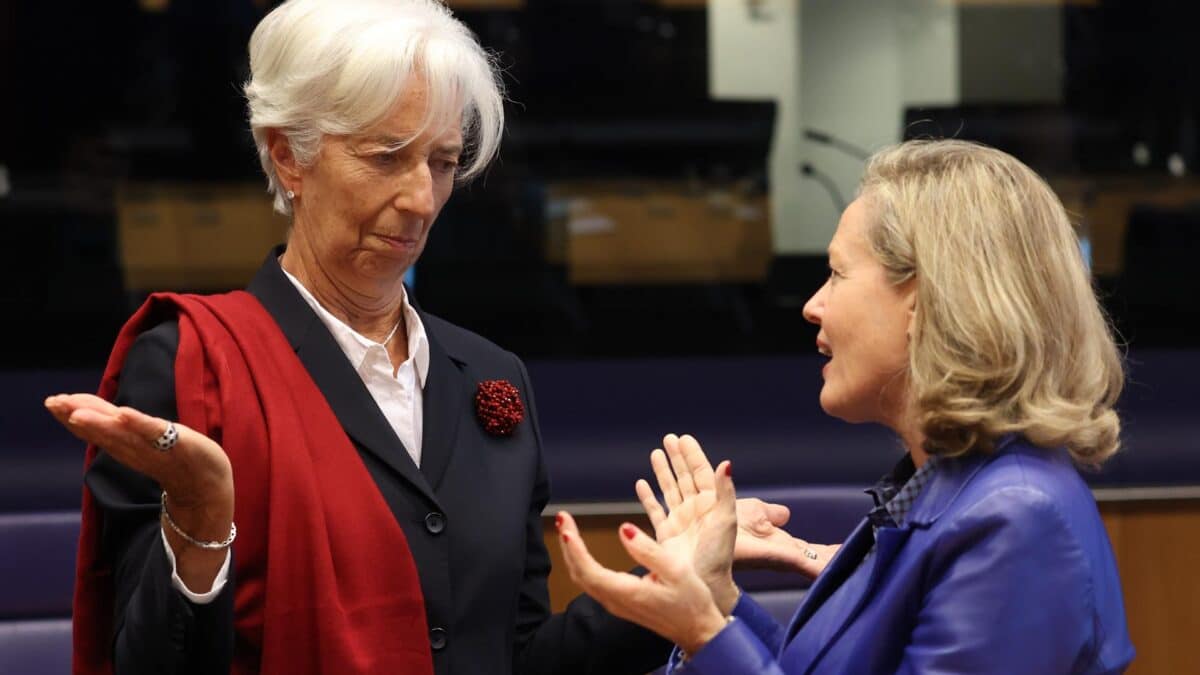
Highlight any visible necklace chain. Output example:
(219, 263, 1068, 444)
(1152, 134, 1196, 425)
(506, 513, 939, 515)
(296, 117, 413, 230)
(380, 315, 404, 346)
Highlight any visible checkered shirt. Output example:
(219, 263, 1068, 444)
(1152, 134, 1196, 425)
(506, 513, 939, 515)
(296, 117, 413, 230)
(865, 454, 940, 544)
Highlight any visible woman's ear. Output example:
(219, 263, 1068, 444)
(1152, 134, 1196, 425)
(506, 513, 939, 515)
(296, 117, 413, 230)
(903, 284, 918, 341)
(266, 129, 302, 197)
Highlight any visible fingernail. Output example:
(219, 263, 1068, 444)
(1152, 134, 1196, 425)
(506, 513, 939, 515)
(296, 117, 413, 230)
(561, 533, 570, 543)
(554, 514, 563, 528)
(621, 524, 637, 540)
(724, 462, 733, 478)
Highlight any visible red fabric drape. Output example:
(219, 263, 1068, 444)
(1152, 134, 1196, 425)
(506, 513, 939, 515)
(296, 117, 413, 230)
(73, 291, 433, 675)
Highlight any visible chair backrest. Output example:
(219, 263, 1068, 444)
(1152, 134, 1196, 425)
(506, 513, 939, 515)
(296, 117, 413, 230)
(0, 511, 79, 675)
(0, 511, 79, 619)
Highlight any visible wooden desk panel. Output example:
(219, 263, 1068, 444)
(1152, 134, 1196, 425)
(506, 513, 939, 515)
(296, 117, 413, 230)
(1101, 499, 1200, 675)
(548, 181, 772, 285)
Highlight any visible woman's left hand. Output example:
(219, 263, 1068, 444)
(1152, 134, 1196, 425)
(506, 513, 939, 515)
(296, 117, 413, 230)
(555, 511, 730, 655)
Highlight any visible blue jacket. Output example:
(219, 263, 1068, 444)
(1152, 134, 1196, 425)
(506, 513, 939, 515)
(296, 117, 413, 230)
(677, 439, 1134, 674)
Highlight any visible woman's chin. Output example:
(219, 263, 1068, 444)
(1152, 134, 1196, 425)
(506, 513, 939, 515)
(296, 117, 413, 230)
(818, 390, 871, 425)
(817, 389, 841, 418)
(355, 252, 414, 281)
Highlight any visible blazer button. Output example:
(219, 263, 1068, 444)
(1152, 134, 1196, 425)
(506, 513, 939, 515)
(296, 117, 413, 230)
(424, 512, 446, 534)
(429, 627, 447, 651)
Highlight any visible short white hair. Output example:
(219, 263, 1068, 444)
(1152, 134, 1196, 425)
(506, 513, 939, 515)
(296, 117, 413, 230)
(244, 0, 505, 215)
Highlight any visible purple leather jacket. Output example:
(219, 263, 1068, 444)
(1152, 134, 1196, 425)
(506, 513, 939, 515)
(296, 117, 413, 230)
(674, 438, 1134, 674)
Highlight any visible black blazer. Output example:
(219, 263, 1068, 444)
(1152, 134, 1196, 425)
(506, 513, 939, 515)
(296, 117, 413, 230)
(84, 251, 670, 675)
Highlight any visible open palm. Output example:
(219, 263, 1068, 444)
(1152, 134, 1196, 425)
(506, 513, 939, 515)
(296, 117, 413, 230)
(734, 497, 839, 579)
(636, 434, 739, 613)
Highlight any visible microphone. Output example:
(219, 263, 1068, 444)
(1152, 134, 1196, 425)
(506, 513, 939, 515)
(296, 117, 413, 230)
(804, 128, 870, 161)
(799, 162, 846, 213)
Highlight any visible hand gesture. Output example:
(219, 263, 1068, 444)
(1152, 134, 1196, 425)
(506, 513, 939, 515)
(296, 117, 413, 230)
(635, 434, 740, 614)
(45, 393, 234, 589)
(555, 508, 731, 655)
(734, 498, 839, 579)
(45, 393, 232, 507)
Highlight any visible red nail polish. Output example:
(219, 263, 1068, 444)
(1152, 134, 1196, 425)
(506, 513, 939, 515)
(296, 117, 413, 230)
(724, 462, 733, 478)
(555, 514, 563, 528)
(621, 524, 637, 540)
(561, 533, 570, 543)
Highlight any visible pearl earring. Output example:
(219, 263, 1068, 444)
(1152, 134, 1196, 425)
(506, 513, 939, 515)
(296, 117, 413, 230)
(286, 190, 295, 200)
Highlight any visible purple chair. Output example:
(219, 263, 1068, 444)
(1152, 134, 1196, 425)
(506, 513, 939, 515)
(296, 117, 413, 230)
(0, 511, 80, 675)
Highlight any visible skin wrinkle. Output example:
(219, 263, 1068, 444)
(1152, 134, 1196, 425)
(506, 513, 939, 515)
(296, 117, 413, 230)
(274, 79, 462, 361)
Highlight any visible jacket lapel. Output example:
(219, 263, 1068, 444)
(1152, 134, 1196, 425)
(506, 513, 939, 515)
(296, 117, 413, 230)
(785, 448, 1004, 674)
(785, 518, 875, 641)
(801, 526, 913, 675)
(246, 249, 440, 507)
(415, 314, 465, 491)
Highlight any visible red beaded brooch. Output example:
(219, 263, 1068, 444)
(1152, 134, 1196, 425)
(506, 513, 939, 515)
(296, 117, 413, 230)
(475, 380, 525, 436)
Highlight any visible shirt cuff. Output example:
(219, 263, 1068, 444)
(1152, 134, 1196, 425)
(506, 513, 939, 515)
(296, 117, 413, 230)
(161, 527, 231, 604)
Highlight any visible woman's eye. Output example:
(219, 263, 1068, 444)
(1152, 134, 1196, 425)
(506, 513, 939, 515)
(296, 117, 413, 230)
(432, 158, 459, 174)
(373, 151, 399, 166)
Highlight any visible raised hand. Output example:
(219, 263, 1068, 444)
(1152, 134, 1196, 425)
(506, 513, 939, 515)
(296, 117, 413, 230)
(555, 513, 729, 655)
(734, 498, 839, 579)
(635, 434, 740, 614)
(45, 393, 234, 590)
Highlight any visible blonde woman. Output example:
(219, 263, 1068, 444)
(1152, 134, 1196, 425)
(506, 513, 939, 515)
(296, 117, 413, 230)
(556, 140, 1135, 674)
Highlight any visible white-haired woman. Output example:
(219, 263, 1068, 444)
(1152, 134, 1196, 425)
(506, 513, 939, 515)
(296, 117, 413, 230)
(555, 140, 1136, 674)
(45, 2, 672, 674)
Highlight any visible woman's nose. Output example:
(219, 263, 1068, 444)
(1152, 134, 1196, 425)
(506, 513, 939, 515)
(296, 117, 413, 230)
(394, 162, 436, 221)
(802, 280, 828, 325)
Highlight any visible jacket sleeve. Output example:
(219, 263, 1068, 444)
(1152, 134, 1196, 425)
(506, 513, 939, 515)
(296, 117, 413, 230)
(83, 321, 236, 674)
(897, 486, 1097, 675)
(665, 594, 791, 675)
(669, 618, 789, 675)
(508, 354, 674, 675)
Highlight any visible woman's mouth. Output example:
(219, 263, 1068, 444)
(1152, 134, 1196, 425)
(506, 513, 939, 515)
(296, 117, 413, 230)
(376, 233, 419, 251)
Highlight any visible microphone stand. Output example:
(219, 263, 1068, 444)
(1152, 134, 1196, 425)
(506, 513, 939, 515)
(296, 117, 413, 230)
(798, 128, 868, 212)
(798, 162, 846, 213)
(803, 128, 871, 161)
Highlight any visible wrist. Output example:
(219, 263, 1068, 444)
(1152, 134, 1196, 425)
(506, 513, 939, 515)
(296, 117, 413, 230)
(712, 578, 741, 616)
(162, 489, 234, 543)
(678, 611, 732, 657)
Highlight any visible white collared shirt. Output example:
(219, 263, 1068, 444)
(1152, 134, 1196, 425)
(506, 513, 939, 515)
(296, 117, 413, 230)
(280, 267, 430, 467)
(168, 268, 430, 602)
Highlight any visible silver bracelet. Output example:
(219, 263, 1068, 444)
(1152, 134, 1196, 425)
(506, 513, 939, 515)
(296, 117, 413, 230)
(160, 491, 237, 550)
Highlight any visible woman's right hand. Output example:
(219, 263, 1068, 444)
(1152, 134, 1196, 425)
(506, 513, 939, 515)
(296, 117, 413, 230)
(637, 434, 740, 614)
(45, 393, 234, 590)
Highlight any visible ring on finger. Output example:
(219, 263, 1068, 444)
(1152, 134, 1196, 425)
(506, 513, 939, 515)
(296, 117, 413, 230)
(153, 422, 179, 452)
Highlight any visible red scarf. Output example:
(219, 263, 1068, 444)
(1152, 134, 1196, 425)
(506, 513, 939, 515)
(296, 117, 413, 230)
(73, 291, 434, 675)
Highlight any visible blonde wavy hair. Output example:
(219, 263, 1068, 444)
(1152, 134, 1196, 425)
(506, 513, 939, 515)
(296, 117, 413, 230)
(859, 139, 1123, 467)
